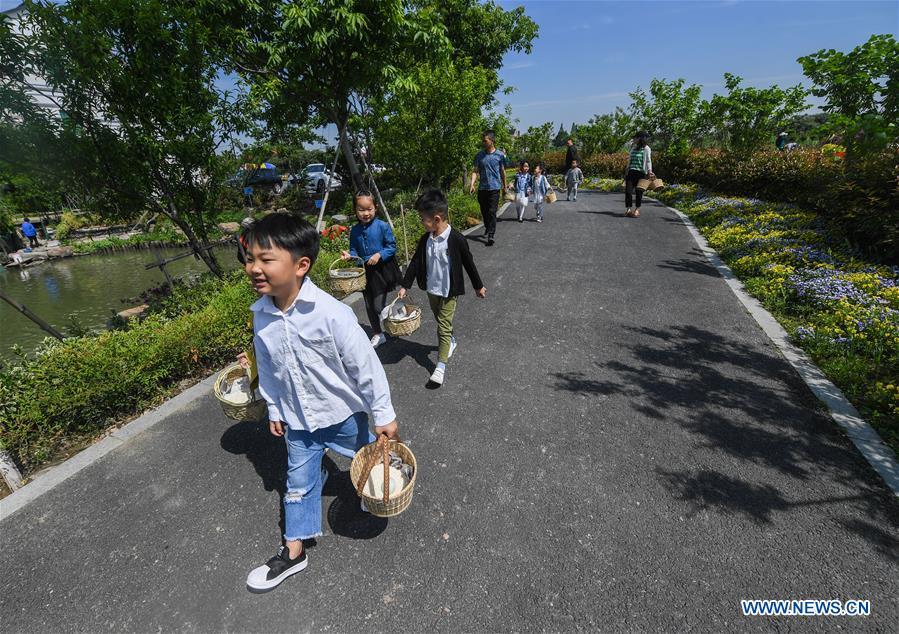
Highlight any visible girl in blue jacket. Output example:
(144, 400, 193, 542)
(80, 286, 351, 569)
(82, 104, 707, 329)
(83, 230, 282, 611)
(341, 191, 402, 348)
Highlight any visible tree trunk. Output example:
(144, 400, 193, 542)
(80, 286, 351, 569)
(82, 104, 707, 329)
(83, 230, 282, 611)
(339, 131, 365, 192)
(158, 207, 223, 278)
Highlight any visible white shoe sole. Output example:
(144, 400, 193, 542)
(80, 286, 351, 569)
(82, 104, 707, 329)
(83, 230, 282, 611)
(246, 557, 308, 592)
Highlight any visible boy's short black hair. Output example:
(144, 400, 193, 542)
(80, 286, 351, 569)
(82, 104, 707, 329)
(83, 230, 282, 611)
(519, 159, 528, 168)
(241, 213, 320, 264)
(414, 188, 449, 219)
(23, 217, 29, 222)
(482, 129, 495, 142)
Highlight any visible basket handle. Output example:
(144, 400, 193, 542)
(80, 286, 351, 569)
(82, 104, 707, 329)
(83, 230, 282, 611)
(355, 434, 392, 505)
(330, 255, 363, 271)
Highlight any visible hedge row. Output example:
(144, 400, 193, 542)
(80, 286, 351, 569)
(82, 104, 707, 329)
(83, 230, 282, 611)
(0, 189, 482, 474)
(537, 148, 899, 262)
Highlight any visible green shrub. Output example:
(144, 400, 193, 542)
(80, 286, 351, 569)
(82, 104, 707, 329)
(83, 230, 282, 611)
(533, 147, 898, 261)
(0, 277, 257, 470)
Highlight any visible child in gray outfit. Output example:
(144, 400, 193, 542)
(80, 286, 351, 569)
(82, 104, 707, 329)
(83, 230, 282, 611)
(565, 160, 584, 202)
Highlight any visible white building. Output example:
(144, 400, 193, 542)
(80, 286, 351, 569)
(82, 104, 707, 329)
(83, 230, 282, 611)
(2, 2, 64, 117)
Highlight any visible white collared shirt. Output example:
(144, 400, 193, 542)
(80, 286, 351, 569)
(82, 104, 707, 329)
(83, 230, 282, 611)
(250, 279, 396, 431)
(426, 224, 452, 297)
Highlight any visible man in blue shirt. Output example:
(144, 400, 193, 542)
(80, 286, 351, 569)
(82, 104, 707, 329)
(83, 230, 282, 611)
(469, 130, 507, 247)
(21, 217, 40, 248)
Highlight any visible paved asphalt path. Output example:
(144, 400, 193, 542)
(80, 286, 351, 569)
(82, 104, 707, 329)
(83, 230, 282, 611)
(2, 192, 898, 632)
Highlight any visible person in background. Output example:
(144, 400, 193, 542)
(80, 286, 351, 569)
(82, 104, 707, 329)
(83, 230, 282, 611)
(624, 132, 653, 218)
(243, 184, 254, 207)
(776, 132, 788, 151)
(470, 130, 507, 247)
(565, 159, 584, 202)
(20, 217, 39, 248)
(564, 138, 580, 173)
(532, 162, 550, 224)
(511, 160, 533, 222)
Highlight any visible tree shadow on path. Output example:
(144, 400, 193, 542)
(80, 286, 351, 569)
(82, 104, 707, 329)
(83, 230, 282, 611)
(550, 324, 899, 558)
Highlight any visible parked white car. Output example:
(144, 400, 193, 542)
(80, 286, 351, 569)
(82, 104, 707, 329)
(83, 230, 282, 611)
(292, 163, 342, 194)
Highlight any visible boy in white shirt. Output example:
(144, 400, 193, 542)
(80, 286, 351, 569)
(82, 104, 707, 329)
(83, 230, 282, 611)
(241, 213, 400, 592)
(398, 189, 486, 387)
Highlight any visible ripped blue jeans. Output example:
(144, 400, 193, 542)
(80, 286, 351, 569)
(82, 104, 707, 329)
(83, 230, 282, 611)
(283, 412, 375, 541)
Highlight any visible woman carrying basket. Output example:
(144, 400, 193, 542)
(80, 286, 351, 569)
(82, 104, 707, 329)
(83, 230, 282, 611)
(342, 190, 402, 349)
(624, 131, 653, 218)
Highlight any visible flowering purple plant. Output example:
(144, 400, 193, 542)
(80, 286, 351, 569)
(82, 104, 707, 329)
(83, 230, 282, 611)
(788, 269, 870, 305)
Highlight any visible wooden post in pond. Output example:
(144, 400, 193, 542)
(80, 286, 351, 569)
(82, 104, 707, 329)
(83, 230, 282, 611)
(153, 249, 175, 289)
(0, 290, 65, 340)
(145, 244, 217, 287)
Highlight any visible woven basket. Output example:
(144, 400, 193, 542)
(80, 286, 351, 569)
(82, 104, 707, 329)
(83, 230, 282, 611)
(351, 435, 417, 518)
(328, 256, 366, 297)
(546, 188, 557, 204)
(382, 295, 422, 337)
(504, 190, 515, 202)
(214, 363, 267, 422)
(636, 176, 665, 192)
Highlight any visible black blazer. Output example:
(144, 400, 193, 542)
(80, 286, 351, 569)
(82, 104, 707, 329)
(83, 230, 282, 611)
(402, 228, 484, 297)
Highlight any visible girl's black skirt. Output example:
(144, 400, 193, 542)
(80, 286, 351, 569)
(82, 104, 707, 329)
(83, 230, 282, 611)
(364, 257, 402, 296)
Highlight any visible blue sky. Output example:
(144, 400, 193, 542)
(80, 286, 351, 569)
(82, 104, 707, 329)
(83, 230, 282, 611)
(496, 0, 898, 131)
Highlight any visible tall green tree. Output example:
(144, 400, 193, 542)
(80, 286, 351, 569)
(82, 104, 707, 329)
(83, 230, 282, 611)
(798, 34, 898, 154)
(551, 123, 568, 148)
(574, 108, 633, 155)
(214, 0, 537, 191)
(517, 122, 554, 156)
(210, 0, 451, 191)
(369, 60, 494, 188)
(704, 74, 808, 154)
(2, 0, 248, 276)
(628, 78, 706, 155)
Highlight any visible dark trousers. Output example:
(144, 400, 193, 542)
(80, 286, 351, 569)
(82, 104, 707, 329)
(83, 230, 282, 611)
(363, 285, 389, 334)
(625, 169, 646, 209)
(477, 189, 500, 238)
(27, 235, 39, 248)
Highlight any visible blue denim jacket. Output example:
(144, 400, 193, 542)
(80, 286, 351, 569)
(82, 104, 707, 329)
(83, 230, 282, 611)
(349, 218, 397, 261)
(513, 172, 533, 194)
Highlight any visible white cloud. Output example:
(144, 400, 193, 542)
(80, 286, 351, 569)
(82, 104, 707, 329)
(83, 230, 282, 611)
(505, 62, 536, 70)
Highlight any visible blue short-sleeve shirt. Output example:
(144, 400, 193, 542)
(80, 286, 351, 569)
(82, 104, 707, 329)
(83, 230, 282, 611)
(474, 149, 506, 191)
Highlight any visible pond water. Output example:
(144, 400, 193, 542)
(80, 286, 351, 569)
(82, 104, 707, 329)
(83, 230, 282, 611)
(0, 245, 240, 363)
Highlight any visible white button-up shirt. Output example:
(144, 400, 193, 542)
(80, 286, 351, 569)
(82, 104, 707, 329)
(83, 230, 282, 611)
(251, 279, 397, 431)
(426, 224, 452, 297)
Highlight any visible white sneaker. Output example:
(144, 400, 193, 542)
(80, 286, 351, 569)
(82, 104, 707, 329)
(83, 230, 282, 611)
(448, 337, 457, 359)
(246, 546, 308, 592)
(370, 333, 386, 348)
(429, 366, 445, 385)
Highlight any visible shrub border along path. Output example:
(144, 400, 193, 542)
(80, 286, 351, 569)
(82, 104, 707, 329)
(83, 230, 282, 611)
(0, 203, 511, 518)
(656, 196, 899, 495)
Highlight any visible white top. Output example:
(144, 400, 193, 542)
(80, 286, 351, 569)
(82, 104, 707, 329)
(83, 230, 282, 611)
(251, 279, 397, 431)
(640, 145, 653, 174)
(426, 224, 452, 298)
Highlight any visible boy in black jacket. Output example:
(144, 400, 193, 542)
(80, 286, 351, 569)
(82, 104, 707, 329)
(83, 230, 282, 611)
(398, 189, 487, 386)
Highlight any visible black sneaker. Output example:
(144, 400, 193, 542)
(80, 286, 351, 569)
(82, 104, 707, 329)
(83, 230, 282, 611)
(246, 545, 308, 592)
(486, 236, 495, 246)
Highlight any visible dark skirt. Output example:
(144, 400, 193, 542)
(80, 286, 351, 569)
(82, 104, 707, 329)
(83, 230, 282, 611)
(365, 257, 402, 296)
